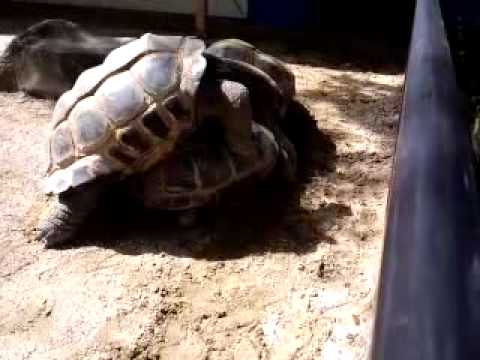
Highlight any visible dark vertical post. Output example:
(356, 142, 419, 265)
(195, 0, 208, 37)
(371, 0, 480, 359)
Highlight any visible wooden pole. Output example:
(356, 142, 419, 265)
(194, 0, 208, 37)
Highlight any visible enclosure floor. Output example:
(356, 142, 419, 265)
(0, 40, 403, 359)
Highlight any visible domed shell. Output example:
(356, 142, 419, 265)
(45, 34, 207, 194)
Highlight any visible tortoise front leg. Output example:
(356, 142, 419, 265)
(197, 79, 296, 181)
(250, 96, 297, 182)
(36, 180, 108, 248)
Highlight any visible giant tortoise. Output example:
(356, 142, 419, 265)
(35, 31, 297, 248)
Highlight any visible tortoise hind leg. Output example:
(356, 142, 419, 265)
(36, 179, 109, 248)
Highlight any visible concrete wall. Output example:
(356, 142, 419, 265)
(14, 0, 248, 18)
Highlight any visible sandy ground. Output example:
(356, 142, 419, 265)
(0, 42, 404, 359)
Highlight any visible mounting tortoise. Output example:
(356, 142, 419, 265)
(0, 19, 296, 177)
(35, 32, 298, 248)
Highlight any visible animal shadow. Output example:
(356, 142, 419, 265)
(66, 100, 338, 259)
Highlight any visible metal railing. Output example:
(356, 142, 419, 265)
(371, 0, 480, 359)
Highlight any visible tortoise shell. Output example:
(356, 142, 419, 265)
(133, 122, 279, 210)
(44, 33, 206, 194)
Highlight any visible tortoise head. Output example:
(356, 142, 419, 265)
(0, 56, 17, 92)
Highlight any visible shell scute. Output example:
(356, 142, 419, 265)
(51, 90, 78, 127)
(44, 155, 119, 194)
(103, 37, 148, 71)
(95, 71, 147, 127)
(70, 97, 110, 153)
(103, 34, 182, 71)
(50, 122, 75, 167)
(163, 158, 198, 193)
(207, 39, 255, 63)
(46, 34, 210, 194)
(117, 126, 152, 154)
(143, 34, 184, 52)
(141, 108, 171, 140)
(72, 64, 110, 97)
(108, 145, 138, 167)
(131, 53, 180, 98)
(195, 147, 233, 187)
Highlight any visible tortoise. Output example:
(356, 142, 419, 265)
(0, 19, 132, 98)
(36, 32, 297, 248)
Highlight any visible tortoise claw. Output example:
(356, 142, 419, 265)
(35, 220, 78, 249)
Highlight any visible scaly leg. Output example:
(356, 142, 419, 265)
(251, 98, 297, 182)
(36, 180, 109, 248)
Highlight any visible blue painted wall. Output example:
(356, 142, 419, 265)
(248, 0, 414, 38)
(248, 0, 316, 29)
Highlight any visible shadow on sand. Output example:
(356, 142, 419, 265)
(61, 101, 338, 260)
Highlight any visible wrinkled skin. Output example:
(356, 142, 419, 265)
(37, 177, 114, 248)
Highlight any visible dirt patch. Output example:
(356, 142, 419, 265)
(0, 51, 403, 359)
